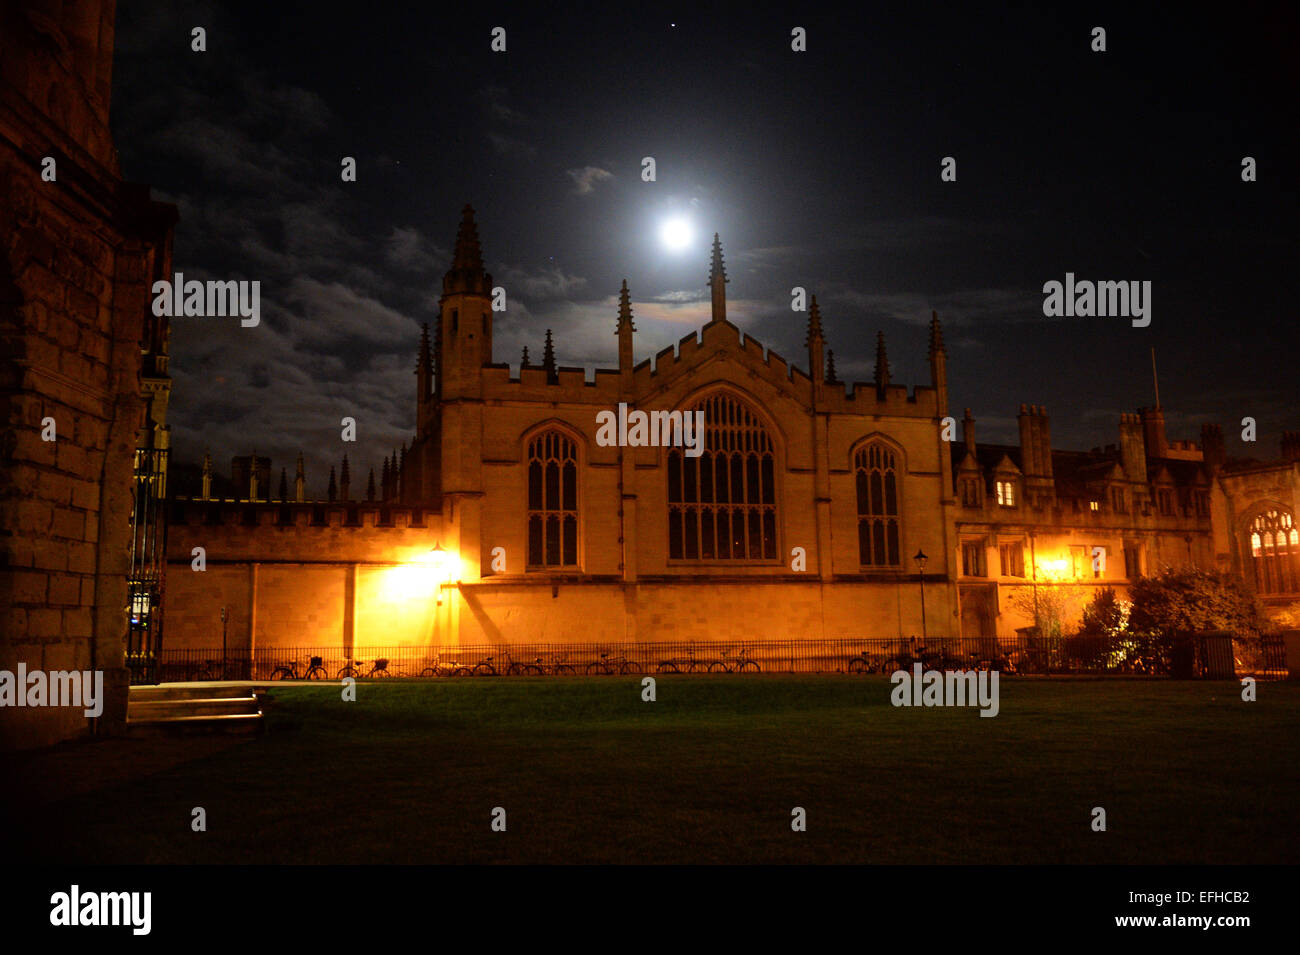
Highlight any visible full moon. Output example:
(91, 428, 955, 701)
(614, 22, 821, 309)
(659, 217, 693, 251)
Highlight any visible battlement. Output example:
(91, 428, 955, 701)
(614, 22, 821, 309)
(170, 498, 440, 530)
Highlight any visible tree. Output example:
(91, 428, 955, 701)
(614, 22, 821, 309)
(1126, 568, 1264, 674)
(1005, 583, 1083, 641)
(1126, 568, 1262, 637)
(1066, 586, 1130, 669)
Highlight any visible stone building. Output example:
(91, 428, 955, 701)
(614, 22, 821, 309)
(1, 1, 176, 748)
(162, 207, 1300, 659)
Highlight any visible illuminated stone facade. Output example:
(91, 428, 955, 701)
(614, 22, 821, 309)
(162, 208, 1300, 654)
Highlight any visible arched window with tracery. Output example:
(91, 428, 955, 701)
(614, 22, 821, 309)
(668, 392, 777, 561)
(856, 441, 901, 567)
(527, 430, 578, 568)
(1248, 507, 1298, 594)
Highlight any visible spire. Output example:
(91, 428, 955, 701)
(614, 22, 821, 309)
(295, 452, 305, 502)
(617, 279, 635, 381)
(874, 331, 891, 396)
(201, 450, 212, 501)
(442, 203, 492, 296)
(929, 310, 945, 356)
(340, 454, 351, 501)
(278, 467, 288, 501)
(366, 467, 376, 502)
(398, 443, 407, 499)
(416, 322, 432, 399)
(708, 233, 728, 325)
(929, 310, 948, 416)
(825, 349, 838, 384)
(542, 328, 557, 381)
(381, 456, 390, 501)
(328, 466, 337, 502)
(452, 204, 483, 273)
(806, 294, 824, 347)
(616, 279, 635, 334)
(520, 345, 531, 368)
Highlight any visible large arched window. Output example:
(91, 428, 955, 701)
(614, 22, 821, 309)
(1248, 507, 1298, 595)
(855, 441, 901, 567)
(527, 430, 578, 568)
(668, 392, 777, 561)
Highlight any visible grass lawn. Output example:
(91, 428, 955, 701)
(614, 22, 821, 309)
(12, 675, 1300, 864)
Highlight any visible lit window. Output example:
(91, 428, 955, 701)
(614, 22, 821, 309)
(1247, 509, 1298, 594)
(669, 392, 776, 561)
(995, 479, 1016, 507)
(527, 431, 579, 568)
(856, 442, 901, 566)
(1089, 500, 1100, 512)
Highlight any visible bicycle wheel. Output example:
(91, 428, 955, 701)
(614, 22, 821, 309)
(452, 666, 472, 677)
(879, 658, 901, 674)
(657, 662, 680, 673)
(738, 661, 759, 673)
(522, 664, 543, 676)
(472, 663, 496, 676)
(707, 661, 728, 673)
(847, 658, 867, 673)
(553, 664, 575, 676)
(620, 661, 642, 674)
(371, 668, 390, 678)
(307, 666, 325, 680)
(270, 667, 287, 681)
(337, 666, 357, 679)
(420, 667, 438, 677)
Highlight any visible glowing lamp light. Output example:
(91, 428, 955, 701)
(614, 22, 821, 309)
(427, 543, 454, 605)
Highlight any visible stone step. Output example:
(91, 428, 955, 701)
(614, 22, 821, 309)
(126, 711, 264, 737)
(128, 696, 260, 719)
(130, 683, 261, 702)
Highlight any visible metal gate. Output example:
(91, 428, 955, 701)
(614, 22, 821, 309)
(126, 447, 167, 684)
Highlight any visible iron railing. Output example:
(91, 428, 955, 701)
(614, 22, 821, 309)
(151, 632, 1289, 682)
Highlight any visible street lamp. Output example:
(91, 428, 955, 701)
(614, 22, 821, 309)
(914, 549, 928, 640)
(428, 543, 452, 605)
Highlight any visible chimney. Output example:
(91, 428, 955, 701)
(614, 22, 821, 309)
(1119, 413, 1148, 484)
(1018, 404, 1040, 476)
(1139, 406, 1169, 458)
(1201, 423, 1226, 472)
(1034, 405, 1053, 478)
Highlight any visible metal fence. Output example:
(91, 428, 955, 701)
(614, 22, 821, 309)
(152, 632, 1290, 682)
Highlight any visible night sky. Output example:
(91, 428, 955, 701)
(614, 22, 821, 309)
(109, 3, 1298, 491)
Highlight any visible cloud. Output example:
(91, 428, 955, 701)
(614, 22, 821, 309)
(496, 264, 588, 300)
(567, 165, 614, 195)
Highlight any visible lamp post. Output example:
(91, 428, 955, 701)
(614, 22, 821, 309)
(429, 543, 450, 605)
(914, 549, 928, 641)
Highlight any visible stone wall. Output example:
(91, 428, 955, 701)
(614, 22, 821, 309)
(0, 2, 176, 750)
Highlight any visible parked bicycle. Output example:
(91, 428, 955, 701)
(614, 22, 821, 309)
(587, 651, 642, 675)
(708, 647, 760, 673)
(657, 647, 707, 673)
(546, 653, 576, 676)
(500, 649, 545, 676)
(271, 655, 329, 680)
(845, 649, 891, 674)
(192, 658, 222, 681)
(336, 657, 392, 679)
